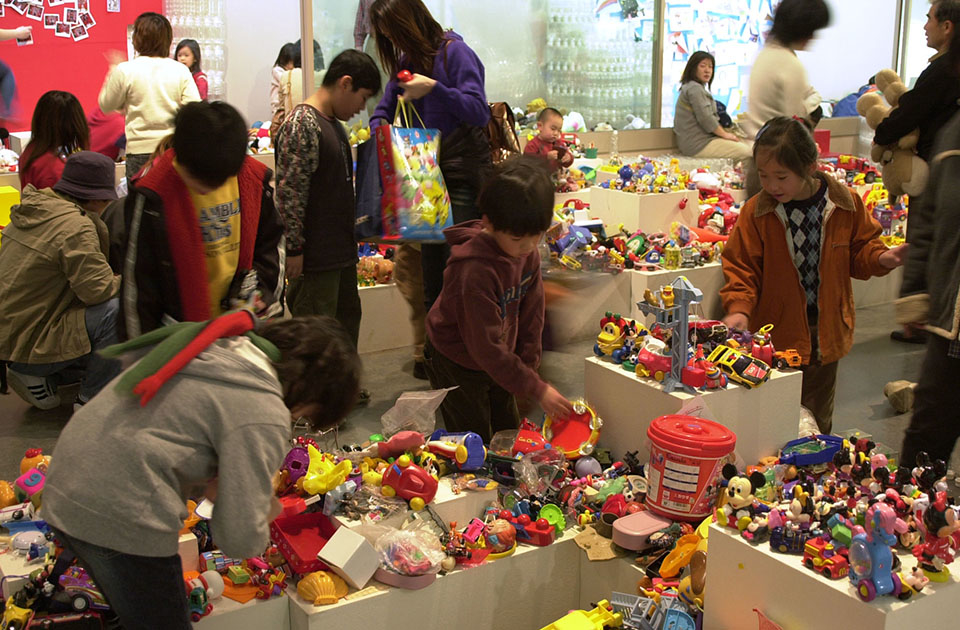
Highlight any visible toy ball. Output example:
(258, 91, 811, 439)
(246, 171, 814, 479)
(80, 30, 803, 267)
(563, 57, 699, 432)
(485, 519, 517, 553)
(618, 165, 634, 182)
(201, 570, 224, 599)
(575, 457, 603, 478)
(536, 517, 551, 529)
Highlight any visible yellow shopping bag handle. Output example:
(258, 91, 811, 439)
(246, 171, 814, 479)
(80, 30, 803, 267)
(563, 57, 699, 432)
(393, 99, 426, 129)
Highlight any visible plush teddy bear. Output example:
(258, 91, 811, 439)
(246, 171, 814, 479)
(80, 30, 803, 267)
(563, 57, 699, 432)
(856, 68, 929, 198)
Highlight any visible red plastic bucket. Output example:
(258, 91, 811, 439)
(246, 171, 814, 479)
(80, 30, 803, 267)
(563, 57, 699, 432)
(646, 415, 736, 521)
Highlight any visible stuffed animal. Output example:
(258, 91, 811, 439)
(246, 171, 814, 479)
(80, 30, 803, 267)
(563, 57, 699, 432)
(856, 68, 929, 198)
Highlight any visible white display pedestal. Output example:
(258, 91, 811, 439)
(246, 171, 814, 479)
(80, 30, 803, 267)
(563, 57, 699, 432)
(546, 271, 633, 342)
(288, 535, 582, 630)
(854, 266, 903, 309)
(706, 524, 960, 630)
(583, 357, 802, 464)
(726, 188, 747, 205)
(357, 283, 415, 355)
(628, 264, 725, 320)
(590, 188, 700, 234)
(0, 548, 33, 599)
(197, 595, 290, 630)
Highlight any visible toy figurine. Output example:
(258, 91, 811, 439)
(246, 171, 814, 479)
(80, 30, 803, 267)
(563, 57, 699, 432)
(912, 491, 960, 581)
(717, 464, 768, 536)
(848, 502, 911, 602)
(703, 364, 727, 390)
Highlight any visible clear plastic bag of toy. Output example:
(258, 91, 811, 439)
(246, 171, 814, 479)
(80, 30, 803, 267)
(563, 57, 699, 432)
(375, 528, 446, 576)
(512, 447, 567, 497)
(375, 101, 452, 241)
(380, 387, 456, 436)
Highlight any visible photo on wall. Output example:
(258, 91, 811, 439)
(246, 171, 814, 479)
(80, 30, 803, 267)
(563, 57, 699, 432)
(70, 23, 87, 42)
(107, 0, 120, 12)
(54, 20, 70, 37)
(44, 14, 58, 29)
(79, 11, 95, 29)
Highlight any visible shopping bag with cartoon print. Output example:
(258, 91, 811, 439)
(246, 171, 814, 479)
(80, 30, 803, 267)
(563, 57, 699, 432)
(375, 100, 452, 241)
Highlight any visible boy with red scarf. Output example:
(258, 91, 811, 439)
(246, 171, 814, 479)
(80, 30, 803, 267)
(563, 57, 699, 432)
(121, 102, 285, 337)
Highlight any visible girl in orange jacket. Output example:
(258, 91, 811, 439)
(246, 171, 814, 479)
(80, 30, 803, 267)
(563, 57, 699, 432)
(720, 117, 907, 433)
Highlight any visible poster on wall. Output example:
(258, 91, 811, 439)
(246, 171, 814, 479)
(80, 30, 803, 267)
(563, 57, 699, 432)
(660, 0, 775, 127)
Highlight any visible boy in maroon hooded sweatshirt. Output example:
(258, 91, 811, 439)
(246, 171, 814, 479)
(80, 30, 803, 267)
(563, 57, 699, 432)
(424, 156, 574, 442)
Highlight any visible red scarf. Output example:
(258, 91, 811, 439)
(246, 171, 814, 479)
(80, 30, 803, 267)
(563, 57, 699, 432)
(135, 150, 267, 322)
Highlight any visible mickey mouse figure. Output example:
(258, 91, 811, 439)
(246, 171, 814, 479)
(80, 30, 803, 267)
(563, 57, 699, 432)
(717, 464, 768, 540)
(913, 491, 960, 582)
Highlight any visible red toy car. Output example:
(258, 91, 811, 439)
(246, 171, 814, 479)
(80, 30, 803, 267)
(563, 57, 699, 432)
(381, 455, 438, 511)
(803, 536, 849, 579)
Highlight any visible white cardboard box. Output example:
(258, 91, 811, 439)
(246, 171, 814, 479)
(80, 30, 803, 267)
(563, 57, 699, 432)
(706, 523, 960, 630)
(316, 526, 380, 590)
(584, 357, 802, 464)
(590, 188, 700, 234)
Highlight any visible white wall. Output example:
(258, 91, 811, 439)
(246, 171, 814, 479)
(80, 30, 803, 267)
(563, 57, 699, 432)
(224, 0, 301, 125)
(800, 0, 899, 102)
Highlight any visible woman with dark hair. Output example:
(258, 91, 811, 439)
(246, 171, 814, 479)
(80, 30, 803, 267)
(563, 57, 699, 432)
(98, 12, 201, 180)
(742, 0, 830, 138)
(175, 38, 207, 101)
(19, 90, 90, 190)
(369, 0, 492, 310)
(270, 42, 298, 116)
(673, 51, 750, 161)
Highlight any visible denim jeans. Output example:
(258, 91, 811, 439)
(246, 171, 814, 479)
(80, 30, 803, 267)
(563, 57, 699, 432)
(9, 298, 122, 402)
(53, 528, 191, 630)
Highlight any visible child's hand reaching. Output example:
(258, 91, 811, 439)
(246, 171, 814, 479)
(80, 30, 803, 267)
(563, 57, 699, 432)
(540, 385, 574, 418)
(723, 312, 749, 331)
(879, 244, 909, 269)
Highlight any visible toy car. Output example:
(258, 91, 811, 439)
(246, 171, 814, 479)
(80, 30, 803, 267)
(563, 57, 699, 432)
(803, 537, 849, 579)
(380, 455, 438, 511)
(58, 568, 109, 612)
(773, 349, 802, 369)
(707, 345, 771, 388)
(769, 527, 813, 554)
(2, 596, 33, 630)
(634, 347, 672, 381)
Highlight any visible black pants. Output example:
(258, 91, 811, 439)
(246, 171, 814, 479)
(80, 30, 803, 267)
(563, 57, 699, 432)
(901, 334, 960, 468)
(424, 338, 520, 443)
(421, 182, 480, 310)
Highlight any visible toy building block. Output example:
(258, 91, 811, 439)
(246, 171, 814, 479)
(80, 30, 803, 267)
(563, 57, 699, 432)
(13, 469, 44, 504)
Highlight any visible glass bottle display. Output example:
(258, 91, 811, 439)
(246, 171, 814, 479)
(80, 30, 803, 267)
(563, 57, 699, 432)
(164, 0, 227, 101)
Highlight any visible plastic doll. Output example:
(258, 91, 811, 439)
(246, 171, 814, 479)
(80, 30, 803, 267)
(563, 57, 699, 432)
(913, 492, 960, 581)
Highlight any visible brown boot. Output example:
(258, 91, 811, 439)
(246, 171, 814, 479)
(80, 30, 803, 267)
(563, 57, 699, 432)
(884, 380, 916, 414)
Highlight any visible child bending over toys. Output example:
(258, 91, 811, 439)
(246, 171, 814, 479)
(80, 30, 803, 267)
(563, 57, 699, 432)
(41, 313, 360, 630)
(720, 117, 906, 434)
(424, 155, 574, 442)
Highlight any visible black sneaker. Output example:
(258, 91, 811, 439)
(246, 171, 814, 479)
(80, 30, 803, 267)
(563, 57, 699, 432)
(413, 360, 428, 380)
(890, 329, 927, 344)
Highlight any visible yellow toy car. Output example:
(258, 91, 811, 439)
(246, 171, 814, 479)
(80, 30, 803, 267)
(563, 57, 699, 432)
(707, 345, 771, 388)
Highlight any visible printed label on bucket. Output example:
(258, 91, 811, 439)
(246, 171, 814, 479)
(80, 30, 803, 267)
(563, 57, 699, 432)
(647, 444, 725, 518)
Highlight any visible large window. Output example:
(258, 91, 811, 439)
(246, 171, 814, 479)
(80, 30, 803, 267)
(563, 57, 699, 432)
(306, 0, 903, 131)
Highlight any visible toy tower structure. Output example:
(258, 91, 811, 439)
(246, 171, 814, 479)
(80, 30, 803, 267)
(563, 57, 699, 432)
(635, 275, 703, 394)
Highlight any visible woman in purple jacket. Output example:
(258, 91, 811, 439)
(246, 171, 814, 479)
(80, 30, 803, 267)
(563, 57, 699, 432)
(370, 0, 491, 310)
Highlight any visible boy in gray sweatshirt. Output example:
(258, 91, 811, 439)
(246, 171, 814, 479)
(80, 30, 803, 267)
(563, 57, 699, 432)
(41, 312, 360, 630)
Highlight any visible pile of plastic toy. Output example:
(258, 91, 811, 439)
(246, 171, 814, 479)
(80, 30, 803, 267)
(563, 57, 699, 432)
(356, 243, 395, 287)
(592, 303, 800, 391)
(543, 205, 726, 275)
(716, 439, 958, 604)
(597, 159, 744, 196)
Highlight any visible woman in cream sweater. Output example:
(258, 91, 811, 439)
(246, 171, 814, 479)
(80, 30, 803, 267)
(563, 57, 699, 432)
(742, 0, 830, 194)
(98, 12, 200, 180)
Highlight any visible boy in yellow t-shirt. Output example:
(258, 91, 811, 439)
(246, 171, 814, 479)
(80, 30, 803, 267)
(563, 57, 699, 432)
(174, 161, 241, 317)
(122, 102, 286, 337)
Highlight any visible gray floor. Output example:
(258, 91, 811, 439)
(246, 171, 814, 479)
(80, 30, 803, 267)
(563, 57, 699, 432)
(1, 302, 954, 477)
